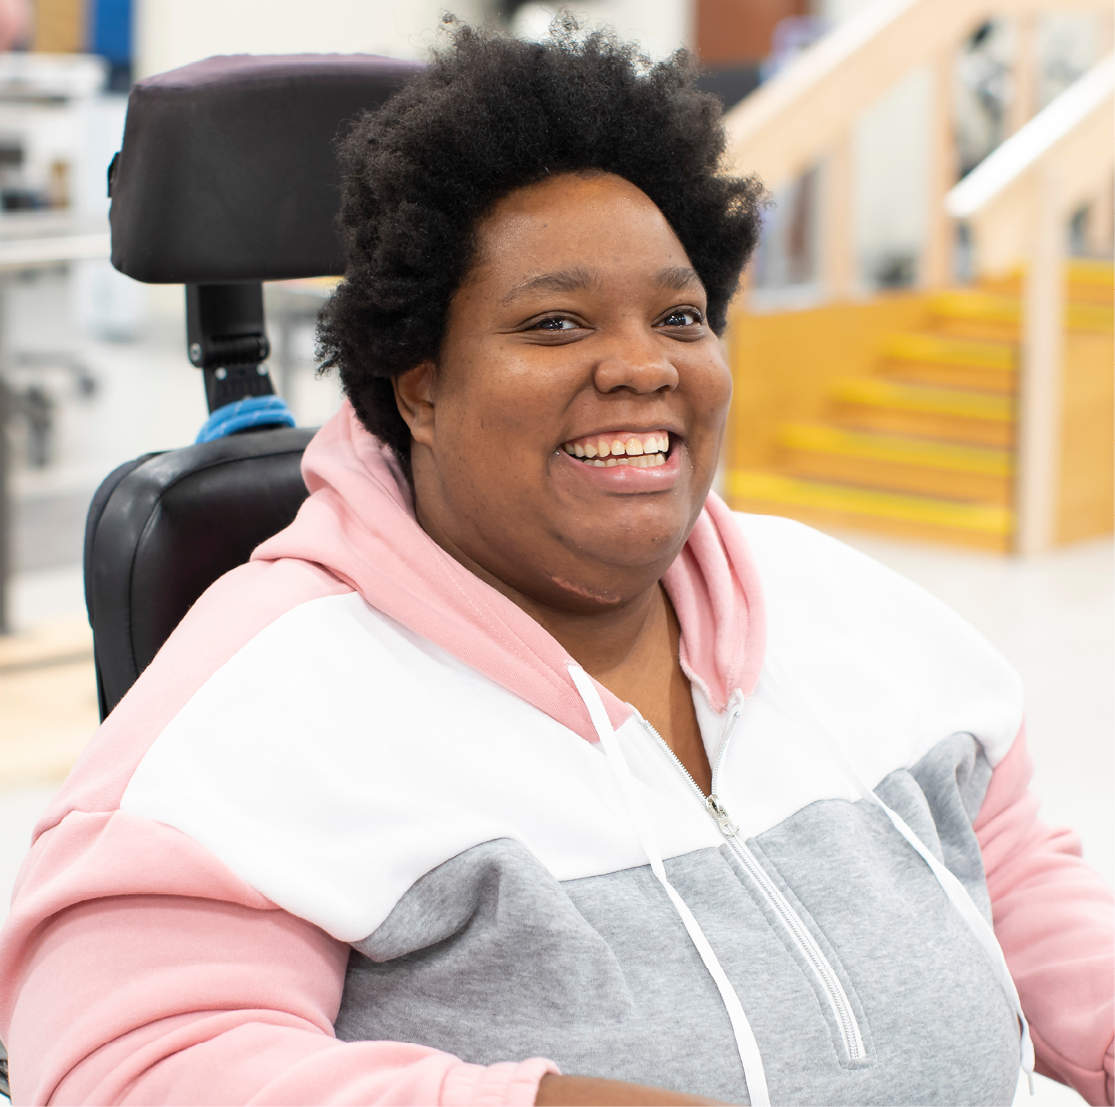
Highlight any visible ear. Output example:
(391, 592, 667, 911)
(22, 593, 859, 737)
(392, 361, 437, 449)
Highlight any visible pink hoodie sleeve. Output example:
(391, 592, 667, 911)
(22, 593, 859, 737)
(0, 814, 557, 1106)
(976, 728, 1114, 1107)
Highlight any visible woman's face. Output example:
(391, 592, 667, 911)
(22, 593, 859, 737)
(395, 171, 733, 613)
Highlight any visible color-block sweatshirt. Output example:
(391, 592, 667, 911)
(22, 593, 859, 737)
(0, 403, 1111, 1106)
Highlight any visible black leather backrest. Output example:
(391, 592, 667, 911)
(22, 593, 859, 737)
(109, 54, 421, 283)
(85, 427, 316, 719)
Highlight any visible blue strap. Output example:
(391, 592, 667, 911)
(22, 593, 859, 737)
(196, 395, 296, 443)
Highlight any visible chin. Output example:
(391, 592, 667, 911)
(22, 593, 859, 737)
(562, 517, 689, 574)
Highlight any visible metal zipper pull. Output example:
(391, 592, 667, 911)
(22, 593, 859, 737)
(706, 794, 738, 837)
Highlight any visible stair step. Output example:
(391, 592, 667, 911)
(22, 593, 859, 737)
(726, 470, 1013, 550)
(1066, 258, 1115, 286)
(778, 423, 1012, 474)
(831, 378, 1014, 422)
(929, 290, 1114, 332)
(777, 424, 1012, 502)
(881, 332, 1015, 371)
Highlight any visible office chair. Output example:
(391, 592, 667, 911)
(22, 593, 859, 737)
(83, 52, 421, 718)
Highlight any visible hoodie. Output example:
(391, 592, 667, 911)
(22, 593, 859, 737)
(0, 404, 1111, 1106)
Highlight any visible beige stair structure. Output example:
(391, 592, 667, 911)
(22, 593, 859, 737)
(726, 261, 1114, 552)
(721, 9, 1112, 554)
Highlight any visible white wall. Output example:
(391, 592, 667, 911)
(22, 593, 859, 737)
(135, 0, 491, 80)
(511, 0, 691, 61)
(852, 65, 931, 286)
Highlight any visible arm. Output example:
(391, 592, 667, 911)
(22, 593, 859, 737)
(2, 814, 709, 1107)
(0, 814, 555, 1107)
(975, 729, 1114, 1107)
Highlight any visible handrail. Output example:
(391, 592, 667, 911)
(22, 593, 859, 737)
(723, 0, 1112, 295)
(946, 53, 1115, 274)
(724, 0, 1110, 193)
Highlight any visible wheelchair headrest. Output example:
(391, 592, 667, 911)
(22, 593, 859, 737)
(109, 53, 422, 285)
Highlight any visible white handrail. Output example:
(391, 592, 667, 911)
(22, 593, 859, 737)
(945, 52, 1115, 273)
(947, 54, 1114, 219)
(725, 0, 1111, 295)
(723, 0, 1110, 192)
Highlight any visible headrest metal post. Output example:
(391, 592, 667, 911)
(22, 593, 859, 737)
(185, 283, 275, 414)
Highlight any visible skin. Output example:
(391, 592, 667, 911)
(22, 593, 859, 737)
(393, 172, 734, 1106)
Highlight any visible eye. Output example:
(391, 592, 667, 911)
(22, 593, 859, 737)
(527, 315, 580, 332)
(657, 307, 704, 328)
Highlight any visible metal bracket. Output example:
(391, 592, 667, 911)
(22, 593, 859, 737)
(185, 283, 275, 413)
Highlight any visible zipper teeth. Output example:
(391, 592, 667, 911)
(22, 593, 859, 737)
(724, 838, 864, 1061)
(639, 716, 865, 1064)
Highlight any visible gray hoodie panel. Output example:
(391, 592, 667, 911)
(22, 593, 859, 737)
(335, 733, 1018, 1105)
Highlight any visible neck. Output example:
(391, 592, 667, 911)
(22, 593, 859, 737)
(512, 581, 671, 682)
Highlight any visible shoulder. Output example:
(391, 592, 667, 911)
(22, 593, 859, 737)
(731, 512, 1023, 769)
(36, 556, 354, 834)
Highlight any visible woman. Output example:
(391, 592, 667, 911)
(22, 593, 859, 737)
(0, 24, 1111, 1107)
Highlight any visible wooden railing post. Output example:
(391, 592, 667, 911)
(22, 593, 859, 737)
(923, 47, 957, 288)
(823, 134, 855, 300)
(1015, 165, 1065, 555)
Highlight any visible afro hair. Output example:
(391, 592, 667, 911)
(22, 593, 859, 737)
(317, 18, 766, 470)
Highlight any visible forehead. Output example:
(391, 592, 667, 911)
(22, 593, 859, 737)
(468, 172, 694, 287)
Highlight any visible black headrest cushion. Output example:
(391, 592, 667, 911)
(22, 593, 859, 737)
(109, 54, 422, 284)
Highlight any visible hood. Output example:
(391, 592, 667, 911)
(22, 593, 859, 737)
(253, 402, 766, 742)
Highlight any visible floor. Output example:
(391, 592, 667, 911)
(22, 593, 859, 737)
(0, 275, 1109, 1106)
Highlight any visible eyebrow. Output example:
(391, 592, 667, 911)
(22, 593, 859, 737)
(502, 266, 599, 304)
(653, 265, 703, 292)
(501, 264, 702, 304)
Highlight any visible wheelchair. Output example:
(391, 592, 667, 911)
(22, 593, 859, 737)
(0, 53, 419, 1102)
(87, 52, 422, 717)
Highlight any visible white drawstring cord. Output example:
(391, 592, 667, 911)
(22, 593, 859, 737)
(567, 663, 771, 1107)
(760, 658, 1036, 1094)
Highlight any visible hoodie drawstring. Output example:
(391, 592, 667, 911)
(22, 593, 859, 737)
(567, 663, 771, 1107)
(760, 657, 1036, 1094)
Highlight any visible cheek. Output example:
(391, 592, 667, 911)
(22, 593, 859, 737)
(687, 353, 733, 428)
(437, 354, 554, 464)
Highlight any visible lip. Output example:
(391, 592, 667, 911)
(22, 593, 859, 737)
(555, 440, 682, 491)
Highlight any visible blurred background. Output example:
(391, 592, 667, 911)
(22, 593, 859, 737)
(0, 3, 1109, 1102)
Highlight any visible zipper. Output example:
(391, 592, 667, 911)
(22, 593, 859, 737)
(639, 711, 866, 1064)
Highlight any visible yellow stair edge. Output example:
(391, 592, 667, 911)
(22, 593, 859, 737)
(831, 377, 1015, 422)
(1065, 258, 1115, 285)
(987, 258, 1114, 287)
(929, 290, 1113, 332)
(777, 424, 1013, 476)
(727, 471, 1013, 536)
(881, 332, 1015, 371)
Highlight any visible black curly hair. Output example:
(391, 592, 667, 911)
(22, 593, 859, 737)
(317, 18, 766, 472)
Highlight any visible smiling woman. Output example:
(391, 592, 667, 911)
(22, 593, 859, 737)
(0, 19, 1112, 1107)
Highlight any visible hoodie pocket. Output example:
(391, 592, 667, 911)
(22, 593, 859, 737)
(722, 836, 878, 1071)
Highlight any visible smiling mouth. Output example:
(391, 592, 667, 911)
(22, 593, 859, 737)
(560, 430, 671, 468)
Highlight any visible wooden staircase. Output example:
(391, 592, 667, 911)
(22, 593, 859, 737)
(727, 260, 1114, 551)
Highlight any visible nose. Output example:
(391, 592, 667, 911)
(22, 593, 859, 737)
(592, 323, 679, 395)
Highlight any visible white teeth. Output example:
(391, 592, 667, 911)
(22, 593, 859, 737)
(591, 459, 605, 466)
(561, 433, 671, 463)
